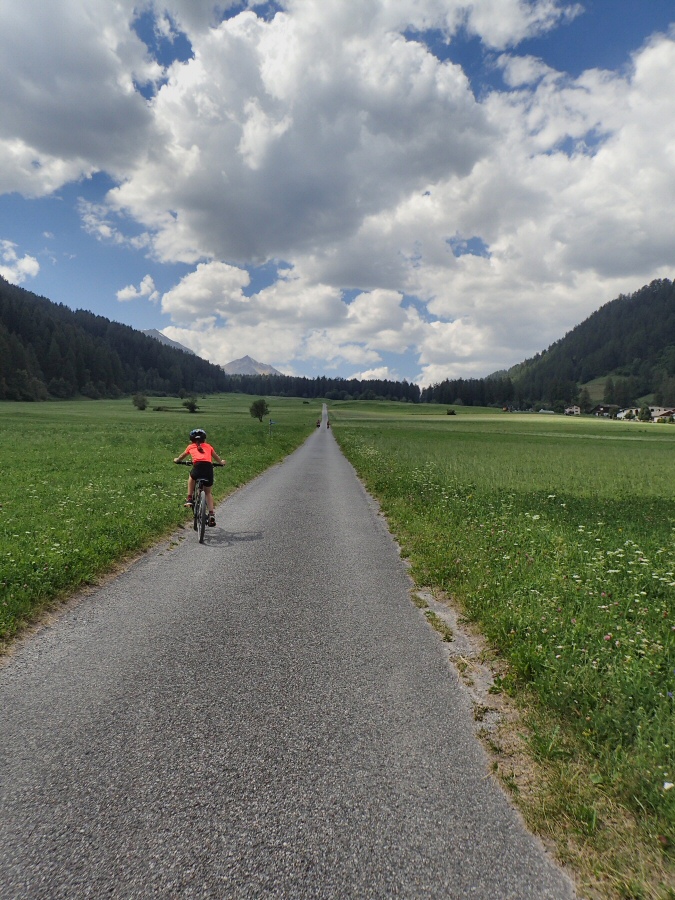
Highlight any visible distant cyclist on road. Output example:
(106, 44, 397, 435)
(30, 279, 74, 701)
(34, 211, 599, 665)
(174, 428, 225, 527)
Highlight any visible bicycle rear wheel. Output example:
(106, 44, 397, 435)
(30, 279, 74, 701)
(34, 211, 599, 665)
(197, 492, 207, 543)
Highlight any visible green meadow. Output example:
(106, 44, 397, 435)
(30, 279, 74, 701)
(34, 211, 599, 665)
(331, 403, 674, 899)
(0, 395, 318, 643)
(3, 395, 674, 894)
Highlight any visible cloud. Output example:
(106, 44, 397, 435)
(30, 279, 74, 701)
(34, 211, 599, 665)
(2, 2, 675, 384)
(0, 0, 159, 197)
(153, 0, 245, 34)
(107, 1, 493, 265)
(158, 262, 428, 368)
(461, 0, 583, 49)
(160, 261, 251, 322)
(117, 274, 160, 302)
(78, 199, 152, 251)
(118, 11, 675, 380)
(0, 240, 39, 284)
(350, 365, 402, 382)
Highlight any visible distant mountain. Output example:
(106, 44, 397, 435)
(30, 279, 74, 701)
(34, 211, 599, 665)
(143, 329, 195, 355)
(222, 355, 282, 376)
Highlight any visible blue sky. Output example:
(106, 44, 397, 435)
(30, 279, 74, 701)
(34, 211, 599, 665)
(1, 1, 674, 385)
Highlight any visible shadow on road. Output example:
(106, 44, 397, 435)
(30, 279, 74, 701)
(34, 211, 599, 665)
(200, 529, 264, 547)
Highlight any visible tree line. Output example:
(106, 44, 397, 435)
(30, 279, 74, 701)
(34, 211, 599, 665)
(421, 375, 516, 407)
(221, 372, 420, 402)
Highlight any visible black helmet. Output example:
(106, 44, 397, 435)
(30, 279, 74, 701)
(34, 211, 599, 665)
(189, 428, 206, 442)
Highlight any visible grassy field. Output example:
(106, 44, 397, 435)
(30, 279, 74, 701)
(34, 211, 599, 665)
(330, 402, 675, 899)
(0, 395, 319, 643)
(3, 395, 673, 894)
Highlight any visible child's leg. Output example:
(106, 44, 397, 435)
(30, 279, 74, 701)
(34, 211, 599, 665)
(187, 474, 195, 499)
(204, 486, 215, 513)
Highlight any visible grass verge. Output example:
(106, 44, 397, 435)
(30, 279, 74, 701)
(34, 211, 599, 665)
(331, 404, 675, 899)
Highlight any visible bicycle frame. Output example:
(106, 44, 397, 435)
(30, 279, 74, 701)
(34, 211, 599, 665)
(175, 460, 222, 543)
(193, 478, 209, 543)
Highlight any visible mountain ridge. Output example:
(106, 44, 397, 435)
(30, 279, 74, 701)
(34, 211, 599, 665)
(422, 278, 675, 409)
(142, 329, 195, 355)
(222, 355, 282, 376)
(0, 275, 230, 400)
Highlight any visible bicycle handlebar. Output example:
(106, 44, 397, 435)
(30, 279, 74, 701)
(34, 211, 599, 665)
(174, 460, 225, 466)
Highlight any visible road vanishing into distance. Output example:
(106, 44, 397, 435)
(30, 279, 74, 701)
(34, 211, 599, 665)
(0, 413, 575, 899)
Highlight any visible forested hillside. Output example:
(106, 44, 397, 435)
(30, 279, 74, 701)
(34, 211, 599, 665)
(0, 277, 230, 400)
(422, 278, 675, 409)
(0, 277, 419, 402)
(511, 278, 675, 406)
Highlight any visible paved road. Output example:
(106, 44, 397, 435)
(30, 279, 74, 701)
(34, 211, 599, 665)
(0, 419, 575, 899)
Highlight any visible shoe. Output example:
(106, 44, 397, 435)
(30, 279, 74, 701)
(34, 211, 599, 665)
(208, 515, 216, 527)
(184, 497, 194, 508)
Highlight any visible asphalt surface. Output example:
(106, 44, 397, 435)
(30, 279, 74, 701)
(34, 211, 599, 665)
(0, 416, 576, 899)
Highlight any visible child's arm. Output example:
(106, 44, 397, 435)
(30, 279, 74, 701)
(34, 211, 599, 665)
(213, 450, 225, 465)
(174, 450, 189, 463)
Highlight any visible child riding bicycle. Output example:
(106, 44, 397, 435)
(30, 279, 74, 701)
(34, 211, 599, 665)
(174, 428, 225, 527)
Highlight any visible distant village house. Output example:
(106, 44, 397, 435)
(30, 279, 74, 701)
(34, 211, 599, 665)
(590, 404, 618, 417)
(616, 406, 675, 421)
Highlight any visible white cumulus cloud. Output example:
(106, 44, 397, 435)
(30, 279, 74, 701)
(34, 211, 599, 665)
(0, 240, 39, 284)
(117, 274, 160, 302)
(1, 1, 674, 384)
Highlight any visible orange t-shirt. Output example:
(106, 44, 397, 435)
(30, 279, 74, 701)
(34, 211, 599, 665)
(185, 441, 215, 463)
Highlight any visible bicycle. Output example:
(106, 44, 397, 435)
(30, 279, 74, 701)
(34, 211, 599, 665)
(175, 461, 223, 543)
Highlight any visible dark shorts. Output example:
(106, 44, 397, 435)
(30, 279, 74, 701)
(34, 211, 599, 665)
(190, 461, 214, 486)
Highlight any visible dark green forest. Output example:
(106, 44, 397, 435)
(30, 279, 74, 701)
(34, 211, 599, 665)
(0, 277, 419, 402)
(422, 278, 675, 409)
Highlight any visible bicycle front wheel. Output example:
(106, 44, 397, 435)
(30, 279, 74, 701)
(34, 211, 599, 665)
(198, 493, 207, 543)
